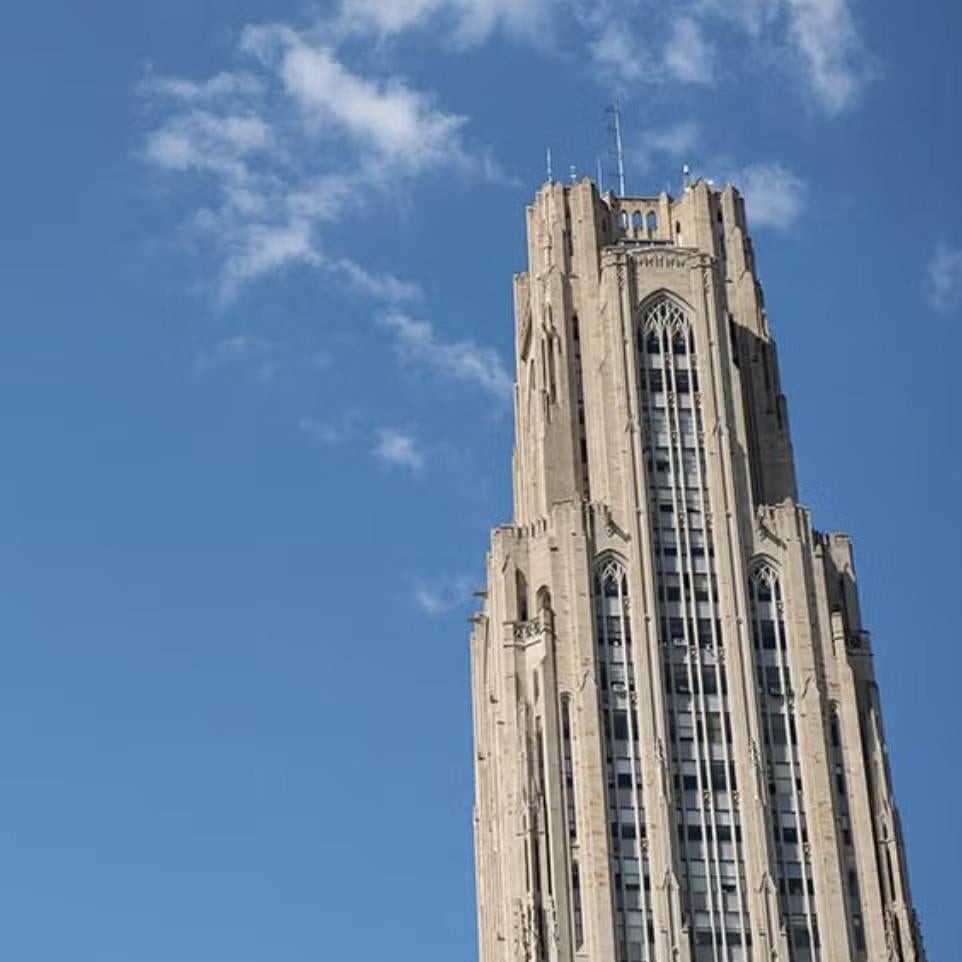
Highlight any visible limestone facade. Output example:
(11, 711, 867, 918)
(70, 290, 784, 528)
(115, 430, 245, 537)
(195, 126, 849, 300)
(469, 179, 924, 962)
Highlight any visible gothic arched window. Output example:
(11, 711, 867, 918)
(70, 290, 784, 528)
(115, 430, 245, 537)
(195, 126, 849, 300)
(592, 556, 653, 962)
(747, 561, 821, 961)
(638, 296, 752, 959)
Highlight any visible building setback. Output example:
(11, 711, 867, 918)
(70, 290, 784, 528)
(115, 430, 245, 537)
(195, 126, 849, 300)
(469, 178, 924, 962)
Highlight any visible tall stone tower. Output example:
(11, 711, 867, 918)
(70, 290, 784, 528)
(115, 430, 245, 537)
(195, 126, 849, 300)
(469, 179, 924, 962)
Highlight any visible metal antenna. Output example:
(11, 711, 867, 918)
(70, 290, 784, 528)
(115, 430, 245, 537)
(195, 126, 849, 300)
(546, 147, 553, 182)
(596, 156, 604, 192)
(607, 103, 627, 196)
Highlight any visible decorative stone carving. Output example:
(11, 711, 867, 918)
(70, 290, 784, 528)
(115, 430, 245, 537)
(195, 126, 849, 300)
(513, 619, 543, 642)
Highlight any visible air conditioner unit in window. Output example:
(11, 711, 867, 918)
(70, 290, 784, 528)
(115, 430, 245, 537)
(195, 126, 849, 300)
(672, 637, 687, 647)
(769, 686, 782, 696)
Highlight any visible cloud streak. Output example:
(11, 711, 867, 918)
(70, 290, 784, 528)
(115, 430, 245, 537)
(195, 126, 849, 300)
(381, 312, 513, 403)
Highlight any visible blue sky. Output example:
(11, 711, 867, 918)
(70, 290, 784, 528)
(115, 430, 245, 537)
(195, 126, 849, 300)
(0, 1, 958, 960)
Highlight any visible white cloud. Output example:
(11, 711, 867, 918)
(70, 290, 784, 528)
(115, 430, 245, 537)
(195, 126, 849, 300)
(583, 0, 870, 113)
(381, 312, 513, 402)
(141, 70, 265, 103)
(413, 573, 475, 615)
(663, 17, 714, 85)
(634, 121, 701, 173)
(786, 0, 874, 115)
(333, 0, 551, 45)
(926, 243, 962, 313)
(217, 220, 320, 303)
(141, 23, 501, 302)
(588, 23, 646, 85)
(328, 260, 422, 303)
(373, 428, 424, 473)
(730, 163, 806, 231)
(143, 110, 272, 178)
(695, 0, 780, 35)
(242, 28, 470, 173)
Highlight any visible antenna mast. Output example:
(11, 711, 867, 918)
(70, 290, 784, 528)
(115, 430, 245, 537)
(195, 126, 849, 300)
(608, 103, 627, 196)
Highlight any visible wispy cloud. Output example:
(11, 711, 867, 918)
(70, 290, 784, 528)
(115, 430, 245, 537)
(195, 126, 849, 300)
(583, 0, 871, 113)
(413, 573, 476, 615)
(241, 25, 473, 173)
(785, 0, 875, 115)
(588, 23, 648, 86)
(381, 312, 513, 403)
(663, 17, 714, 85)
(328, 260, 422, 303)
(926, 243, 962, 313)
(373, 428, 425, 473)
(634, 121, 701, 173)
(586, 16, 713, 89)
(141, 69, 266, 104)
(694, 0, 780, 34)
(731, 162, 806, 231)
(333, 0, 552, 46)
(140, 22, 501, 303)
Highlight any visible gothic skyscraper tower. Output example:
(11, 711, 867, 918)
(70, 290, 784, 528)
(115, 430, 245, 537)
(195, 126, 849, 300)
(469, 179, 924, 962)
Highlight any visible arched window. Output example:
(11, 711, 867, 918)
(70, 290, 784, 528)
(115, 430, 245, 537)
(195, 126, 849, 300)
(638, 296, 753, 957)
(632, 210, 644, 234)
(646, 211, 658, 233)
(593, 555, 654, 961)
(619, 210, 629, 232)
(536, 587, 552, 612)
(515, 569, 529, 622)
(748, 562, 820, 961)
(640, 295, 689, 336)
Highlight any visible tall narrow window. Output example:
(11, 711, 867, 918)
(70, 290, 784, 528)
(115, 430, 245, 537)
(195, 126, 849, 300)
(561, 694, 578, 844)
(594, 557, 654, 962)
(748, 564, 820, 962)
(572, 314, 590, 499)
(572, 860, 585, 950)
(637, 295, 751, 960)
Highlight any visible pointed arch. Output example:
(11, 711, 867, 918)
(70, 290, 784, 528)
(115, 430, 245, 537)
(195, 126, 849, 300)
(748, 556, 782, 589)
(637, 290, 695, 336)
(593, 552, 629, 597)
